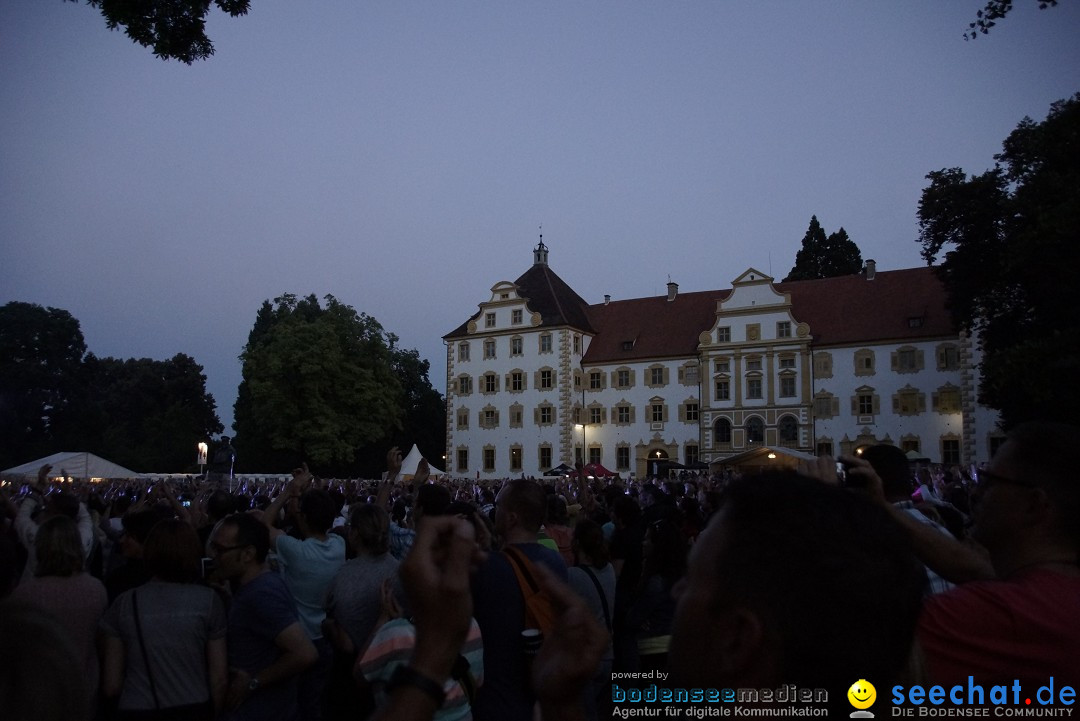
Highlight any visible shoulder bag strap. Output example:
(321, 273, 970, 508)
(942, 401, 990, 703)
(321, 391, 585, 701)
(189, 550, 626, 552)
(503, 545, 541, 595)
(132, 590, 161, 710)
(578, 564, 612, 631)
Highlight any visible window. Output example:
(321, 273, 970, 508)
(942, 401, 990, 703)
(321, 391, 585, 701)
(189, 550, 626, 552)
(650, 367, 665, 386)
(574, 372, 582, 390)
(714, 358, 730, 373)
(685, 445, 699, 466)
(484, 339, 496, 359)
(510, 337, 523, 356)
(814, 352, 833, 379)
(616, 405, 631, 424)
(685, 402, 699, 422)
(893, 387, 924, 416)
(484, 373, 498, 393)
(510, 372, 524, 392)
(458, 342, 470, 362)
(588, 447, 601, 465)
(746, 417, 764, 443)
(942, 439, 960, 465)
(539, 446, 552, 470)
(779, 376, 796, 398)
(512, 309, 523, 325)
(893, 346, 924, 373)
(816, 441, 834, 457)
(510, 446, 522, 471)
(777, 321, 791, 338)
(746, 378, 762, 399)
(934, 385, 962, 413)
(590, 371, 603, 389)
(651, 403, 665, 423)
(540, 369, 553, 389)
(510, 405, 523, 428)
(483, 448, 495, 471)
(573, 335, 581, 354)
(457, 448, 469, 471)
(854, 349, 875, 376)
(457, 376, 472, 395)
(538, 405, 553, 425)
(616, 446, 631, 470)
(746, 358, 762, 371)
(589, 407, 602, 425)
(481, 408, 498, 428)
(485, 312, 496, 328)
(714, 418, 732, 445)
(540, 334, 552, 353)
(456, 408, 469, 429)
(778, 416, 798, 444)
(908, 316, 924, 328)
(616, 369, 631, 388)
(814, 392, 838, 419)
(715, 380, 730, 401)
(680, 364, 700, 385)
(937, 344, 959, 371)
(778, 356, 796, 369)
(717, 327, 731, 343)
(901, 438, 921, 454)
(858, 393, 874, 415)
(621, 340, 634, 351)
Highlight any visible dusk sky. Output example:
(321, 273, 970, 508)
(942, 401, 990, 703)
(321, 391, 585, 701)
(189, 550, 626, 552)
(2, 1, 1078, 437)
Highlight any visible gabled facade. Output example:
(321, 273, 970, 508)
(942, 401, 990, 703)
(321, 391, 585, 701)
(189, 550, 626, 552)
(443, 244, 1002, 479)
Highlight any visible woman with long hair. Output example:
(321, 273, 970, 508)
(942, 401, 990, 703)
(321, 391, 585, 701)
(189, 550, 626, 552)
(625, 518, 688, 673)
(11, 514, 108, 720)
(100, 519, 227, 720)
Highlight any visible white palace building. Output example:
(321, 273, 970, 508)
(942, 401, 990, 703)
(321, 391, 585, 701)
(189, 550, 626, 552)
(442, 241, 1003, 479)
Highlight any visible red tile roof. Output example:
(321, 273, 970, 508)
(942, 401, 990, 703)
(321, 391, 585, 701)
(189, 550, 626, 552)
(448, 263, 957, 359)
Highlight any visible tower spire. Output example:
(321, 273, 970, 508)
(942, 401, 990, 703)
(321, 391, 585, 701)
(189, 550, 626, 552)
(534, 225, 549, 266)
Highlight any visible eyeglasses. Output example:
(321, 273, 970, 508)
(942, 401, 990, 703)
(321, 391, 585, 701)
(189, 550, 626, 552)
(209, 542, 248, 555)
(977, 470, 1037, 491)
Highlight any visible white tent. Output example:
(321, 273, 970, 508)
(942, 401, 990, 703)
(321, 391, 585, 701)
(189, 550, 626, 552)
(398, 444, 445, 479)
(2, 451, 139, 481)
(708, 446, 816, 473)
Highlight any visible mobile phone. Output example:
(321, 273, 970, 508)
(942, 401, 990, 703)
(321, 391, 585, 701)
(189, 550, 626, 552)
(836, 461, 847, 485)
(182, 500, 192, 507)
(201, 557, 216, 579)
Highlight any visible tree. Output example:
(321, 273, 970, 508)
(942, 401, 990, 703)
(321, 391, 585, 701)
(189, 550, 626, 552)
(917, 94, 1080, 428)
(65, 0, 250, 64)
(784, 216, 863, 281)
(233, 294, 404, 473)
(79, 353, 223, 471)
(387, 344, 446, 468)
(966, 0, 1060, 40)
(0, 302, 88, 469)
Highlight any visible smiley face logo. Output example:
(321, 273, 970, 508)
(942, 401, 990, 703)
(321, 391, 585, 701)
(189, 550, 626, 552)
(847, 679, 877, 710)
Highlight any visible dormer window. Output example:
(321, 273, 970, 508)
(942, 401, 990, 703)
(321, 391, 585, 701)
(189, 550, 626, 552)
(622, 340, 634, 351)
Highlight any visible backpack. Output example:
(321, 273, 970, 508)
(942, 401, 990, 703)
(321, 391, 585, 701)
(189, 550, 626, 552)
(503, 545, 558, 636)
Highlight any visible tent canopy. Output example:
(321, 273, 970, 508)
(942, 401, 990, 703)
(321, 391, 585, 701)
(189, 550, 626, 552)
(2, 452, 139, 480)
(709, 446, 815, 471)
(399, 444, 445, 479)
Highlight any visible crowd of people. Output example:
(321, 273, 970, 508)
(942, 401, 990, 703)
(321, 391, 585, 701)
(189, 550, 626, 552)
(1, 421, 1078, 720)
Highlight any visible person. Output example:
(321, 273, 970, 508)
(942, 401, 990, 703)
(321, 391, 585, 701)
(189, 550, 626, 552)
(909, 422, 1080, 685)
(378, 450, 450, 560)
(358, 578, 484, 721)
(566, 519, 615, 720)
(625, 517, 686, 673)
(260, 464, 345, 721)
(860, 443, 969, 594)
(666, 471, 926, 713)
(322, 504, 403, 719)
(210, 513, 317, 721)
(11, 515, 107, 719)
(100, 519, 227, 720)
(13, 464, 94, 581)
(470, 479, 567, 721)
(104, 506, 174, 602)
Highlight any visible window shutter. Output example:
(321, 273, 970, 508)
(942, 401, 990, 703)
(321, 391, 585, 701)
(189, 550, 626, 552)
(872, 395, 881, 415)
(918, 394, 926, 412)
(678, 367, 684, 383)
(890, 352, 898, 371)
(917, 350, 925, 371)
(892, 396, 900, 412)
(630, 406, 636, 423)
(832, 398, 840, 416)
(850, 396, 858, 414)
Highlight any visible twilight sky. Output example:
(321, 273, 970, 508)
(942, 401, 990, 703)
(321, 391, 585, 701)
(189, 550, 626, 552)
(2, 1, 1078, 436)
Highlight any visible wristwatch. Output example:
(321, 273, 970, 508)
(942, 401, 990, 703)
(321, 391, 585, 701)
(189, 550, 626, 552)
(248, 676, 261, 692)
